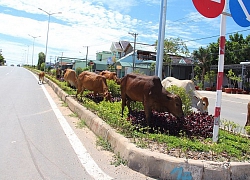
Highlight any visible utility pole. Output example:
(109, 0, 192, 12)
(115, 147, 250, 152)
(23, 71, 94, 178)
(61, 52, 63, 69)
(83, 46, 89, 68)
(128, 32, 138, 71)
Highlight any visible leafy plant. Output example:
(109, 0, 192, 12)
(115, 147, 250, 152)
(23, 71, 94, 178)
(77, 119, 86, 128)
(226, 69, 242, 88)
(107, 79, 120, 97)
(69, 112, 78, 118)
(76, 67, 83, 76)
(204, 70, 216, 87)
(96, 137, 113, 152)
(245, 126, 250, 135)
(110, 152, 127, 167)
(166, 85, 192, 115)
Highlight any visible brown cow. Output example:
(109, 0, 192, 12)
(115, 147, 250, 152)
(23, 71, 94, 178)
(100, 70, 121, 85)
(121, 73, 184, 127)
(76, 71, 111, 101)
(38, 71, 45, 84)
(246, 102, 250, 127)
(64, 69, 78, 89)
(56, 68, 61, 79)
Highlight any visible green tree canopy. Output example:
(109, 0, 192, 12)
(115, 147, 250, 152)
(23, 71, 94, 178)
(155, 37, 189, 76)
(0, 53, 5, 65)
(37, 52, 45, 70)
(192, 46, 211, 84)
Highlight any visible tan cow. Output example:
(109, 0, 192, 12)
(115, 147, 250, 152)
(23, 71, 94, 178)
(246, 102, 250, 127)
(38, 71, 45, 84)
(64, 69, 78, 89)
(161, 77, 209, 113)
(100, 70, 121, 84)
(121, 73, 184, 127)
(76, 71, 111, 101)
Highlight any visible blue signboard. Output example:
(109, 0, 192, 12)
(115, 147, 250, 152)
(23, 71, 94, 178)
(229, 0, 250, 27)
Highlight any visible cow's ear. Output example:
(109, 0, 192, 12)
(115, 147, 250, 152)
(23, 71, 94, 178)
(193, 95, 199, 100)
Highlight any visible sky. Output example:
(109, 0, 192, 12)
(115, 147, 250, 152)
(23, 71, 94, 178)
(0, 0, 250, 66)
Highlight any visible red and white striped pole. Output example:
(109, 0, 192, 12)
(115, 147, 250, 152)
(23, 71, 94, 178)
(213, 1, 227, 143)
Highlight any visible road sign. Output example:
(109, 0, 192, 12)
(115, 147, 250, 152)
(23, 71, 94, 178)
(192, 0, 225, 18)
(229, 0, 250, 27)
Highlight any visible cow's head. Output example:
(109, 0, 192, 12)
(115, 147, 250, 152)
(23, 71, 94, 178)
(115, 78, 121, 85)
(164, 93, 184, 118)
(104, 91, 112, 102)
(196, 96, 209, 113)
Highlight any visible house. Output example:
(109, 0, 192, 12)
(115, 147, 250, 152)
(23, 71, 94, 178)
(56, 57, 85, 70)
(110, 41, 133, 59)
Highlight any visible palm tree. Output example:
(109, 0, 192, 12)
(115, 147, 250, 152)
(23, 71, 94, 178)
(192, 47, 211, 86)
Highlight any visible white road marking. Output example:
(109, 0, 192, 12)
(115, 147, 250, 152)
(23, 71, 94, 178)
(31, 72, 113, 180)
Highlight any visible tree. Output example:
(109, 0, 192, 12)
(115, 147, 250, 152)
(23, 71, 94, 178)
(192, 47, 211, 86)
(225, 33, 245, 64)
(155, 37, 189, 76)
(208, 41, 219, 65)
(204, 70, 216, 87)
(37, 52, 45, 70)
(208, 33, 249, 65)
(0, 53, 4, 66)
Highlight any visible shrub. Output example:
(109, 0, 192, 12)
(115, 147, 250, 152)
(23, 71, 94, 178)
(76, 67, 83, 76)
(166, 85, 192, 115)
(50, 69, 56, 77)
(107, 79, 120, 97)
(245, 126, 250, 135)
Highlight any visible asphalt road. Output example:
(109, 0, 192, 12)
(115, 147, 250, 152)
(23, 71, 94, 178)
(199, 90, 250, 128)
(0, 66, 154, 180)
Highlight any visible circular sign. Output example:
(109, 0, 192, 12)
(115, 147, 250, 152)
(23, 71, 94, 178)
(192, 0, 225, 18)
(229, 0, 250, 27)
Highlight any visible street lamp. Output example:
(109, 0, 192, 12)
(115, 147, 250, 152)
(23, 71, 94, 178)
(28, 34, 40, 67)
(38, 8, 62, 72)
(26, 45, 29, 65)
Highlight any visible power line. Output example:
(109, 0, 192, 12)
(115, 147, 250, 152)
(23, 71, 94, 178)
(183, 28, 250, 43)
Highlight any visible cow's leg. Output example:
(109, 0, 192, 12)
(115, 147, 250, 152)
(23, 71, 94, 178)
(76, 86, 81, 99)
(80, 87, 85, 101)
(127, 98, 132, 114)
(121, 94, 127, 117)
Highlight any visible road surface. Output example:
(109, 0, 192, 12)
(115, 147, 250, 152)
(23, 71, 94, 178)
(199, 90, 249, 128)
(0, 66, 154, 180)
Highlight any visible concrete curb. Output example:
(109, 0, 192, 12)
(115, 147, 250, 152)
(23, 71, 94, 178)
(45, 78, 250, 180)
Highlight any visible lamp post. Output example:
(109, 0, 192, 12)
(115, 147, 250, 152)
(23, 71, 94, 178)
(38, 8, 61, 72)
(26, 45, 29, 65)
(28, 34, 40, 67)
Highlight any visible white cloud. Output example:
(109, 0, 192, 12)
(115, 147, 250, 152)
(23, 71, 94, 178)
(0, 0, 145, 65)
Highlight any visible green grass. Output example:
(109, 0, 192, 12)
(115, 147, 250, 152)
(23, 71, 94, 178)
(26, 68, 250, 163)
(110, 152, 127, 167)
(69, 112, 78, 118)
(96, 137, 113, 152)
(77, 119, 86, 129)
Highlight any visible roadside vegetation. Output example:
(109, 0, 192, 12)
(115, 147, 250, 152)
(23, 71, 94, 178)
(25, 66, 250, 163)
